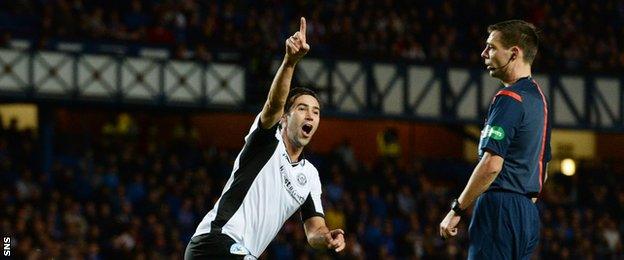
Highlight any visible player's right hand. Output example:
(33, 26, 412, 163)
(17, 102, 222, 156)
(285, 17, 310, 66)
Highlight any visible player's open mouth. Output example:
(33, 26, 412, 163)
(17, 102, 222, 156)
(302, 124, 313, 137)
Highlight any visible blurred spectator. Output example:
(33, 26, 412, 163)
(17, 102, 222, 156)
(377, 128, 401, 162)
(174, 44, 192, 60)
(194, 43, 212, 63)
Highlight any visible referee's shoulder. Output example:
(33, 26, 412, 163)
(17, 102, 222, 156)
(515, 80, 544, 102)
(509, 79, 543, 101)
(496, 86, 524, 103)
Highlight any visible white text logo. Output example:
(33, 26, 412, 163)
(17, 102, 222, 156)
(3, 237, 10, 257)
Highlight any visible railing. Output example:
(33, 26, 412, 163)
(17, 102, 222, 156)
(288, 59, 623, 131)
(1, 48, 622, 131)
(0, 49, 244, 107)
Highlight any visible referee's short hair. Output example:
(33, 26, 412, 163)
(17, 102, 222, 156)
(284, 87, 320, 114)
(488, 20, 540, 65)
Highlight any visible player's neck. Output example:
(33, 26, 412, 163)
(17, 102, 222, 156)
(502, 64, 531, 87)
(282, 131, 304, 163)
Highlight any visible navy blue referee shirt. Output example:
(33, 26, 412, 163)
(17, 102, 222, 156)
(478, 76, 552, 196)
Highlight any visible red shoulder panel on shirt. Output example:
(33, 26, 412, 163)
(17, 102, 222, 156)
(496, 90, 523, 102)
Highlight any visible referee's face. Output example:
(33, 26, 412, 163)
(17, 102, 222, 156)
(284, 95, 320, 148)
(482, 31, 513, 79)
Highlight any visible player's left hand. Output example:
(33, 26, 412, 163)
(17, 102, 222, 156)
(439, 210, 461, 239)
(324, 229, 346, 252)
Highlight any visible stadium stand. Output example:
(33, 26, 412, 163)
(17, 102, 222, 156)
(1, 0, 623, 72)
(1, 114, 622, 259)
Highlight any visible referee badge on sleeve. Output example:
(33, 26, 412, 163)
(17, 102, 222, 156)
(484, 125, 505, 140)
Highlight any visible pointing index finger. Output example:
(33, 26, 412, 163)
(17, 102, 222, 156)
(300, 17, 307, 41)
(331, 229, 345, 236)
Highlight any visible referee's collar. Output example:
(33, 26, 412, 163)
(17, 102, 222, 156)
(509, 75, 532, 86)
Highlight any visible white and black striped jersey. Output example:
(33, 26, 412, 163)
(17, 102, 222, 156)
(192, 114, 324, 257)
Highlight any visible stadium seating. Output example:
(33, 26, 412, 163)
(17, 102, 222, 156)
(1, 117, 622, 258)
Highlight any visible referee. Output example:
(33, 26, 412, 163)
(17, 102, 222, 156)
(439, 20, 551, 260)
(184, 18, 345, 259)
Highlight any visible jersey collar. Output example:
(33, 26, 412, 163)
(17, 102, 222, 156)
(288, 151, 306, 167)
(510, 75, 532, 86)
(280, 140, 306, 167)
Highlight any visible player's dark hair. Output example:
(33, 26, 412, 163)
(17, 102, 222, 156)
(488, 20, 540, 65)
(283, 87, 320, 114)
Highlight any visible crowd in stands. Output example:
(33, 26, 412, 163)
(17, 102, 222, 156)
(1, 0, 624, 72)
(1, 115, 623, 259)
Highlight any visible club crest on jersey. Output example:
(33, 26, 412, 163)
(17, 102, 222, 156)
(296, 173, 307, 186)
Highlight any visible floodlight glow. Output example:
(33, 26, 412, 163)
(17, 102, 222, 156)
(561, 158, 576, 176)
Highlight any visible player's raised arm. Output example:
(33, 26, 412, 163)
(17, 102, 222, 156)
(259, 17, 310, 129)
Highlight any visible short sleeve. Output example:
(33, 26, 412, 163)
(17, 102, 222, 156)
(244, 114, 279, 145)
(479, 94, 524, 157)
(300, 169, 324, 221)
